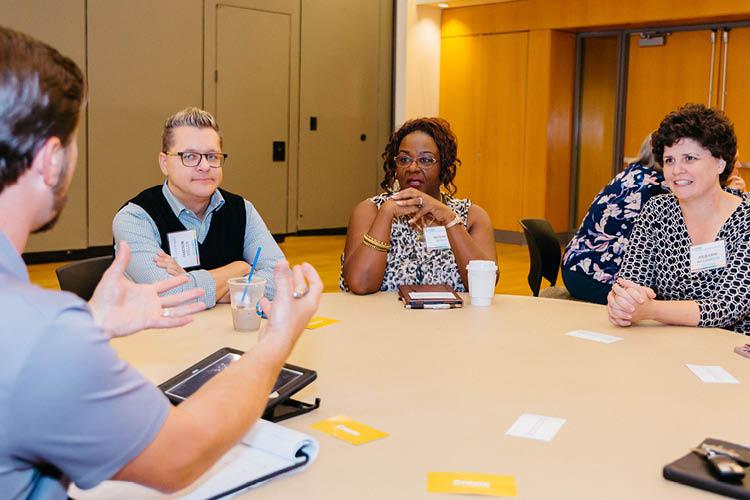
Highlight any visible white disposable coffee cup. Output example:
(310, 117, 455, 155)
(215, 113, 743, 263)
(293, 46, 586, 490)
(466, 260, 497, 306)
(228, 277, 267, 332)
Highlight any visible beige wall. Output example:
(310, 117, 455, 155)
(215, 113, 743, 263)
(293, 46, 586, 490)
(395, 0, 442, 125)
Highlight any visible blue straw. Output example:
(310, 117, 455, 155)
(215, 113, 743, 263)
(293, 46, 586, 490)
(240, 247, 262, 303)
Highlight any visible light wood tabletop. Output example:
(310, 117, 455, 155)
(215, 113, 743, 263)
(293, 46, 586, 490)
(80, 293, 750, 499)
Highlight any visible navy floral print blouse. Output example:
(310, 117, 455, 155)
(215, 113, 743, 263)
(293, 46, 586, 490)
(562, 162, 666, 285)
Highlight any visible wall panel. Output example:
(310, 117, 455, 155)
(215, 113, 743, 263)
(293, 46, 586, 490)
(87, 0, 203, 246)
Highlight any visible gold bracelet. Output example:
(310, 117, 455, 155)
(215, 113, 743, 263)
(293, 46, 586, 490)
(362, 237, 389, 253)
(363, 232, 391, 251)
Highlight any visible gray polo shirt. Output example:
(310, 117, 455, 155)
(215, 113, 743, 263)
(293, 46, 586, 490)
(0, 231, 169, 499)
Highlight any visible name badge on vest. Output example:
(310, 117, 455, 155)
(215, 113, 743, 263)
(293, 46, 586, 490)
(424, 226, 451, 251)
(690, 240, 727, 273)
(167, 229, 200, 268)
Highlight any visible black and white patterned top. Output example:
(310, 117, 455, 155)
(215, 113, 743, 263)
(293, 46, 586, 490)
(340, 192, 471, 292)
(617, 193, 750, 334)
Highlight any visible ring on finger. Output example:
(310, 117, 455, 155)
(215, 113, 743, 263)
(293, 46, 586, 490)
(417, 196, 423, 209)
(293, 286, 309, 299)
(161, 307, 172, 318)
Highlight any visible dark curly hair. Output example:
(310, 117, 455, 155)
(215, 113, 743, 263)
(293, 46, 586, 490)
(0, 27, 84, 195)
(380, 117, 461, 195)
(651, 103, 736, 184)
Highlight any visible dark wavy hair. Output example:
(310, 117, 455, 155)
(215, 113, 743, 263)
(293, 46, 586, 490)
(0, 27, 84, 194)
(380, 117, 461, 195)
(651, 103, 736, 184)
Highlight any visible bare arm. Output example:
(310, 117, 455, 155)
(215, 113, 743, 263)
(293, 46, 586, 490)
(446, 204, 498, 289)
(342, 198, 416, 294)
(209, 260, 251, 302)
(111, 261, 322, 492)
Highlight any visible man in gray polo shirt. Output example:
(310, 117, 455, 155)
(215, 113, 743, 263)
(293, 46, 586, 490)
(0, 27, 322, 499)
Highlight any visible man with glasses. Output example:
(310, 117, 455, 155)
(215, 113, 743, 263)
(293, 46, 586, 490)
(114, 107, 284, 306)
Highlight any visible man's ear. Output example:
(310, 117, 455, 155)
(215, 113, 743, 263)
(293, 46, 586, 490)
(32, 137, 65, 187)
(158, 152, 169, 176)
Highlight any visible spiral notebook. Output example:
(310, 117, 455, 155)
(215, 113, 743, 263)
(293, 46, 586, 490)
(69, 419, 319, 499)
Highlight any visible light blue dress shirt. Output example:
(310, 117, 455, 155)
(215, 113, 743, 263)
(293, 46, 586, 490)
(113, 183, 284, 307)
(0, 230, 169, 500)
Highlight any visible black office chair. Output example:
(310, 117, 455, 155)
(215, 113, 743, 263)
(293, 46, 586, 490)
(55, 255, 114, 301)
(519, 218, 567, 298)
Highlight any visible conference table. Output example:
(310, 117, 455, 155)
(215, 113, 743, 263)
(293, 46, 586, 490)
(82, 292, 750, 499)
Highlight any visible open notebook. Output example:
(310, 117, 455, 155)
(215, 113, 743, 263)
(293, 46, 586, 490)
(69, 419, 319, 499)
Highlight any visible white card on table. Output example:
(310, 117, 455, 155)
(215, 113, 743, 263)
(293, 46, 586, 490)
(690, 240, 727, 273)
(565, 330, 623, 344)
(167, 229, 200, 268)
(505, 413, 566, 442)
(424, 226, 451, 250)
(686, 364, 739, 384)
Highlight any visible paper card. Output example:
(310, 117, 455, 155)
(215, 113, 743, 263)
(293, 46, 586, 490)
(310, 415, 388, 445)
(505, 413, 566, 442)
(686, 364, 739, 384)
(427, 472, 517, 497)
(167, 229, 200, 268)
(306, 316, 340, 330)
(690, 240, 727, 273)
(409, 292, 457, 300)
(565, 330, 623, 344)
(424, 226, 451, 250)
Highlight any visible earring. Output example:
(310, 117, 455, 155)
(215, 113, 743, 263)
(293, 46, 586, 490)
(391, 178, 400, 192)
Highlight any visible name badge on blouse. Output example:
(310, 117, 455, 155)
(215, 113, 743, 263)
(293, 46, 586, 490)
(424, 226, 451, 250)
(690, 240, 727, 273)
(167, 229, 200, 268)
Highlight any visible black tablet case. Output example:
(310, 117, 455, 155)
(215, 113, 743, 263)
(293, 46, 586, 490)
(663, 438, 750, 499)
(158, 347, 319, 422)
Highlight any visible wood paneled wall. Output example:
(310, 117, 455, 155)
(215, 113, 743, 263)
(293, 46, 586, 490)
(440, 0, 750, 234)
(440, 28, 575, 233)
(443, 0, 750, 37)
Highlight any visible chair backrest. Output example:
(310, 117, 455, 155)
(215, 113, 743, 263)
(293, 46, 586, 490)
(55, 255, 114, 301)
(519, 218, 561, 296)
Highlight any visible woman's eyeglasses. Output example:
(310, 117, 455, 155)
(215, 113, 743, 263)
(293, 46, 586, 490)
(393, 155, 438, 169)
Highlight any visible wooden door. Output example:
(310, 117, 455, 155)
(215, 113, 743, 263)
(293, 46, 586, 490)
(721, 27, 750, 186)
(213, 5, 291, 234)
(624, 30, 716, 163)
(575, 36, 618, 225)
(297, 0, 392, 230)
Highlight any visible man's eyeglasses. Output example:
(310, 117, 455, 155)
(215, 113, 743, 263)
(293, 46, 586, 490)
(165, 151, 228, 168)
(394, 155, 438, 169)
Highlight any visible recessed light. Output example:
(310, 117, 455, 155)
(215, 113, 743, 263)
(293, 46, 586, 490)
(437, 3, 450, 7)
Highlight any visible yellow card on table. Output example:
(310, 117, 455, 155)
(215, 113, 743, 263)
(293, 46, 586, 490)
(427, 472, 517, 497)
(310, 415, 388, 445)
(306, 316, 340, 330)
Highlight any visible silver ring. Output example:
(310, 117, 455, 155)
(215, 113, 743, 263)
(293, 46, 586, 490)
(292, 286, 309, 299)
(161, 307, 172, 318)
(417, 196, 423, 209)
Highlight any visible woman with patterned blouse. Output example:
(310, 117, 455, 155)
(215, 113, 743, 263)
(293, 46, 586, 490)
(340, 118, 497, 294)
(608, 104, 750, 334)
(562, 135, 666, 304)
